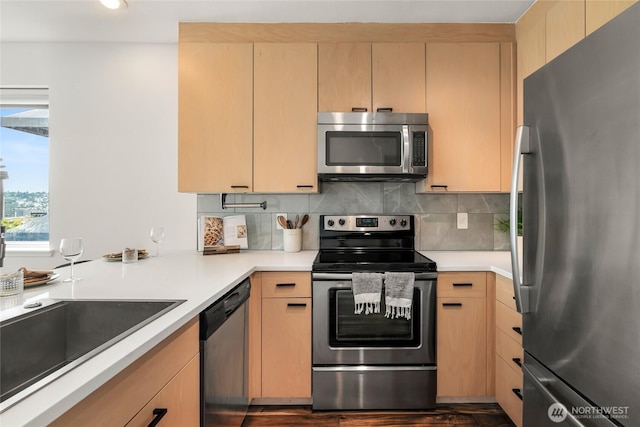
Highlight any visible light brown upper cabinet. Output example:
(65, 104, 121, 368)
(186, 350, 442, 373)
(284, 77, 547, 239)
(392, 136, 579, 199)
(178, 43, 254, 193)
(423, 43, 505, 192)
(253, 43, 318, 193)
(586, 0, 638, 35)
(372, 43, 426, 113)
(318, 42, 425, 113)
(545, 1, 585, 63)
(318, 43, 372, 112)
(515, 11, 545, 125)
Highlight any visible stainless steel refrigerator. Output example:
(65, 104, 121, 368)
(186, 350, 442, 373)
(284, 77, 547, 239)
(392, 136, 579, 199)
(510, 3, 640, 426)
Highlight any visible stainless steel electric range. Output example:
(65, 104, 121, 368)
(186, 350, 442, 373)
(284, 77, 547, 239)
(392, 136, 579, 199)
(311, 215, 438, 410)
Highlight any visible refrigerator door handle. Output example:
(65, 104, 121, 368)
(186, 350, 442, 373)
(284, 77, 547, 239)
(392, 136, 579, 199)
(523, 364, 587, 427)
(510, 125, 530, 313)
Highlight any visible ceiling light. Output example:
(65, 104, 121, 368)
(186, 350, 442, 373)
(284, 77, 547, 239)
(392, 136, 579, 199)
(100, 0, 127, 9)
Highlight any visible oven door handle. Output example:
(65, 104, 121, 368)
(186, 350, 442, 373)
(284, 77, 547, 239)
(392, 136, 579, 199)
(312, 272, 437, 281)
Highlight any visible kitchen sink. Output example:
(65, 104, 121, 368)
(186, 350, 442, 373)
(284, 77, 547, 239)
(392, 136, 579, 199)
(0, 299, 184, 404)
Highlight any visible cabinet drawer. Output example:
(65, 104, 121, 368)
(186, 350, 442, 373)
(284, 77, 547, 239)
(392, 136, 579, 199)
(51, 319, 199, 427)
(496, 328, 524, 373)
(496, 301, 523, 345)
(496, 274, 518, 310)
(261, 272, 311, 298)
(496, 355, 523, 427)
(437, 272, 487, 298)
(125, 354, 200, 427)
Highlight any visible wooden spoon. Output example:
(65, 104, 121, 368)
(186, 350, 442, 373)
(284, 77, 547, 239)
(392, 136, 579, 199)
(299, 214, 309, 229)
(277, 215, 289, 229)
(293, 214, 300, 229)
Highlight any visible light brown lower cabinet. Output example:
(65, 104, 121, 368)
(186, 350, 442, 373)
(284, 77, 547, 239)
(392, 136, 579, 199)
(437, 272, 493, 398)
(51, 319, 199, 427)
(495, 273, 523, 426)
(125, 355, 200, 427)
(250, 271, 312, 401)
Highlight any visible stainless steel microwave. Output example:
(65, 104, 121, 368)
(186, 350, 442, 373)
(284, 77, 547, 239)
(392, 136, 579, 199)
(317, 112, 428, 182)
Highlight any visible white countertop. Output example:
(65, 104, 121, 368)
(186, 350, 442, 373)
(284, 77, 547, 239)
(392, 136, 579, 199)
(0, 249, 512, 426)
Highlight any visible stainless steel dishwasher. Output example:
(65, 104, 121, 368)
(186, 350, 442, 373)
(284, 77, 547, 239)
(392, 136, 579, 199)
(200, 278, 251, 427)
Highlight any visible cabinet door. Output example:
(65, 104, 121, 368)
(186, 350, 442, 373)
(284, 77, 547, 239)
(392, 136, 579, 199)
(125, 355, 200, 427)
(437, 297, 487, 397)
(318, 43, 372, 112)
(178, 43, 253, 192)
(516, 11, 545, 125)
(545, 0, 585, 63)
(586, 0, 638, 35)
(261, 298, 311, 398)
(372, 42, 426, 113)
(254, 43, 318, 193)
(424, 43, 501, 192)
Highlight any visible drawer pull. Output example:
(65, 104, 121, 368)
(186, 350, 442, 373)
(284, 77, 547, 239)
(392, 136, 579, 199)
(442, 302, 463, 307)
(452, 282, 473, 287)
(351, 107, 368, 112)
(376, 107, 393, 112)
(287, 303, 307, 308)
(512, 326, 523, 335)
(296, 185, 314, 189)
(276, 283, 296, 287)
(430, 185, 448, 190)
(230, 185, 249, 189)
(512, 388, 523, 401)
(512, 357, 522, 368)
(147, 408, 168, 427)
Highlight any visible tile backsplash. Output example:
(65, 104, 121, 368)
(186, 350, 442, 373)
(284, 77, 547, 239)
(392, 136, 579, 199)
(197, 182, 511, 251)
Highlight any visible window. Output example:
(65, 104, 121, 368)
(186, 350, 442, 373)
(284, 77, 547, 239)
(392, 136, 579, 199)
(0, 88, 49, 244)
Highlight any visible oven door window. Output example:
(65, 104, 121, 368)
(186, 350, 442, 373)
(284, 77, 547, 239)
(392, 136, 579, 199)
(329, 288, 421, 347)
(325, 131, 402, 166)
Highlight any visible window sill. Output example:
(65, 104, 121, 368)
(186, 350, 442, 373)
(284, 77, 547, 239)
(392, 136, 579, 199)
(6, 242, 53, 257)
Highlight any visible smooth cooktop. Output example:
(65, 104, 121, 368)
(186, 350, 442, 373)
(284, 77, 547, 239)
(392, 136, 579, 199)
(312, 249, 437, 273)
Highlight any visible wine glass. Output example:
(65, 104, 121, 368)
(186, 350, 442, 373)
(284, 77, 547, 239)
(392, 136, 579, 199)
(150, 227, 165, 256)
(59, 238, 84, 282)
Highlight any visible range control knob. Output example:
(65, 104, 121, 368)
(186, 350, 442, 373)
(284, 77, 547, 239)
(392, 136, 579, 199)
(338, 218, 346, 226)
(327, 219, 334, 226)
(389, 218, 397, 226)
(400, 219, 408, 227)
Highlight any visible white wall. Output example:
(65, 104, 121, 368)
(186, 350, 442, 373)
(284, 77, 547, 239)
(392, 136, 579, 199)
(1, 42, 196, 270)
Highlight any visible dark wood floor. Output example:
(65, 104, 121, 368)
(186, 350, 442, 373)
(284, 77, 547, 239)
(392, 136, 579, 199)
(242, 404, 516, 426)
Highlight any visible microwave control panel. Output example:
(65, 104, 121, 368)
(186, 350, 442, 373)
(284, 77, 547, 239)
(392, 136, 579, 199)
(412, 131, 426, 167)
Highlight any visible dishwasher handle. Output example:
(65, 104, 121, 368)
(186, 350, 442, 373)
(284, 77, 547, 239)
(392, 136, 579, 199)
(200, 278, 251, 340)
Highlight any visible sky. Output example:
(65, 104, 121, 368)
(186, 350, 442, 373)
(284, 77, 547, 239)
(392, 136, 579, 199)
(0, 108, 49, 193)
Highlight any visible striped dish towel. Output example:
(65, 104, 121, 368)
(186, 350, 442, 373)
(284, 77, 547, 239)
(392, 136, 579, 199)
(352, 272, 383, 315)
(384, 272, 415, 320)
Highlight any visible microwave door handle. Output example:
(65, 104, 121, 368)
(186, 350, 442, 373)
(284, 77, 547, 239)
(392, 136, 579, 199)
(403, 125, 411, 173)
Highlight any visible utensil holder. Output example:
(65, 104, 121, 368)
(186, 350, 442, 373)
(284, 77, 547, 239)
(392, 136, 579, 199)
(283, 229, 302, 253)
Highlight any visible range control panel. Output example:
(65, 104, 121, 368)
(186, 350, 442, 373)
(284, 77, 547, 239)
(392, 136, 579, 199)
(323, 215, 412, 232)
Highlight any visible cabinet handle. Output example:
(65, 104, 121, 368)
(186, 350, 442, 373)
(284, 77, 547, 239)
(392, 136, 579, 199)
(376, 107, 393, 112)
(513, 326, 523, 335)
(452, 282, 473, 287)
(430, 185, 448, 190)
(296, 185, 314, 189)
(442, 302, 463, 307)
(512, 388, 523, 401)
(512, 357, 522, 368)
(230, 185, 249, 189)
(351, 107, 368, 112)
(276, 283, 296, 287)
(287, 303, 307, 307)
(147, 408, 168, 427)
